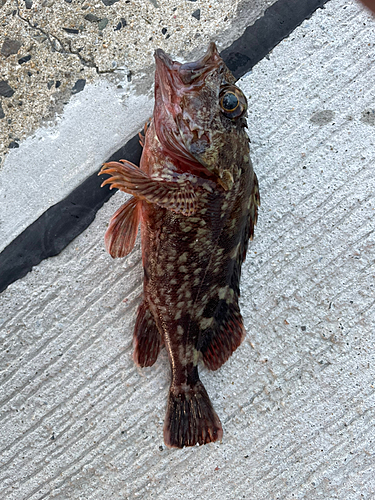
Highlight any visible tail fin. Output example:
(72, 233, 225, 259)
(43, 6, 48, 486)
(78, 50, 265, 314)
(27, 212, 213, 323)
(163, 381, 223, 448)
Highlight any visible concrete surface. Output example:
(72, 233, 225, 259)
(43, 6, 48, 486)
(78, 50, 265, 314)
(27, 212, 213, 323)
(0, 0, 276, 252)
(1, 0, 375, 499)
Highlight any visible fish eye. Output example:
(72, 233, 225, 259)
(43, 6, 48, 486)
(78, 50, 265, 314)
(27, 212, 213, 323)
(221, 92, 239, 112)
(219, 86, 247, 120)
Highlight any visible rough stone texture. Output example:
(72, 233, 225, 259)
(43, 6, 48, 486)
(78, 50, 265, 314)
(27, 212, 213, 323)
(1, 0, 375, 499)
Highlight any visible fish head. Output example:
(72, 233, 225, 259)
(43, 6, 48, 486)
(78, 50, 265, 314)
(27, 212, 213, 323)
(153, 43, 249, 190)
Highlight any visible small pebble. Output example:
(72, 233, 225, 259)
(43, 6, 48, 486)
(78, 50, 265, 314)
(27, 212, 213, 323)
(161, 27, 167, 35)
(84, 13, 100, 23)
(55, 81, 61, 88)
(71, 79, 86, 94)
(23, 0, 32, 8)
(47, 80, 54, 89)
(18, 54, 31, 64)
(1, 38, 22, 57)
(98, 18, 109, 30)
(63, 28, 79, 34)
(361, 109, 375, 126)
(192, 9, 200, 20)
(33, 34, 47, 43)
(9, 141, 19, 149)
(101, 0, 119, 5)
(0, 80, 15, 98)
(0, 104, 5, 119)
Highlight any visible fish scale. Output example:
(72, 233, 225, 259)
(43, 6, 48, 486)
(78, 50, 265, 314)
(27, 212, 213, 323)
(99, 43, 259, 448)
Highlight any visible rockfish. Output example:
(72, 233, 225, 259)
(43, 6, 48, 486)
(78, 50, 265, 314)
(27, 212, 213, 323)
(99, 43, 260, 448)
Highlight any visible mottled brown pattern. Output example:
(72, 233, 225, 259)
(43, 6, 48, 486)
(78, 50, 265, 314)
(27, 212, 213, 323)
(100, 43, 259, 448)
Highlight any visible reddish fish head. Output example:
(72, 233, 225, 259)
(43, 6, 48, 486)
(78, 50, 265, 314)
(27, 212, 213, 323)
(153, 43, 249, 190)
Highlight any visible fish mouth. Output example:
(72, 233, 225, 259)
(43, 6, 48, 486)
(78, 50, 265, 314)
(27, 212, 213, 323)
(153, 44, 224, 179)
(154, 43, 222, 85)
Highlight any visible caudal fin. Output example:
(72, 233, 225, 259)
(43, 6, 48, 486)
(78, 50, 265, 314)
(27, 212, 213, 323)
(163, 381, 223, 448)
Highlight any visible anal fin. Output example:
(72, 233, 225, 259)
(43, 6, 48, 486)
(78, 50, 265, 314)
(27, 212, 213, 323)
(133, 301, 163, 367)
(105, 196, 141, 258)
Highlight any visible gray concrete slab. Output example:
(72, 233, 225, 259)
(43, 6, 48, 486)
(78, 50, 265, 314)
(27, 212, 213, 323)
(1, 0, 375, 499)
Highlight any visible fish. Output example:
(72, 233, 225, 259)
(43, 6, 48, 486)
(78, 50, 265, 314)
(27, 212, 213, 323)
(99, 43, 260, 448)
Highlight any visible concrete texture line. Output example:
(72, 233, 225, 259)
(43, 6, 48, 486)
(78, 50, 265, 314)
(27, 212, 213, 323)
(258, 111, 370, 189)
(254, 219, 374, 302)
(0, 380, 141, 494)
(0, 277, 140, 374)
(0, 305, 128, 402)
(250, 80, 375, 161)
(247, 170, 372, 288)
(19, 410, 165, 500)
(0, 349, 130, 451)
(0, 329, 129, 424)
(48, 370, 132, 429)
(15, 399, 145, 496)
(0, 295, 136, 409)
(255, 284, 370, 340)
(3, 349, 161, 439)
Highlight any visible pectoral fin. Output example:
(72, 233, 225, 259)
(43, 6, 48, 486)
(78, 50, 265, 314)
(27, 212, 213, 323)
(99, 161, 197, 216)
(105, 196, 141, 258)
